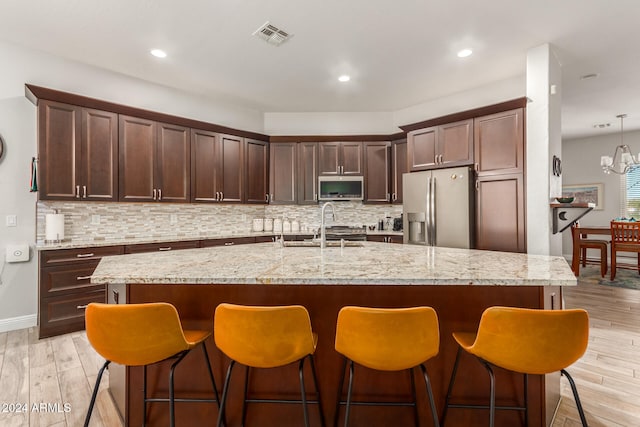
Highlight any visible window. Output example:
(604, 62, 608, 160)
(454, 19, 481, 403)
(623, 167, 640, 218)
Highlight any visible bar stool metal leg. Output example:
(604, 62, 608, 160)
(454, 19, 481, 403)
(442, 346, 463, 425)
(83, 360, 111, 427)
(344, 360, 355, 427)
(561, 369, 589, 427)
(479, 360, 496, 427)
(333, 357, 348, 427)
(419, 364, 440, 427)
(299, 358, 310, 427)
(217, 360, 236, 427)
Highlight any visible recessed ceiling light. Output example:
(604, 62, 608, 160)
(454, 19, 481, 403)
(150, 49, 167, 58)
(338, 75, 351, 83)
(457, 48, 473, 58)
(580, 73, 599, 80)
(593, 123, 611, 129)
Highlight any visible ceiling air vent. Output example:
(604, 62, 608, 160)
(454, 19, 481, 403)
(252, 21, 292, 46)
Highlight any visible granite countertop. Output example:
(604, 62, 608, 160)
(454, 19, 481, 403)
(35, 230, 403, 251)
(91, 241, 576, 287)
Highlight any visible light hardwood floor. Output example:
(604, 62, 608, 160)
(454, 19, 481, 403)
(1, 272, 639, 426)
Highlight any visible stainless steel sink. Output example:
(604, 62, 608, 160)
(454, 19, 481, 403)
(282, 240, 364, 248)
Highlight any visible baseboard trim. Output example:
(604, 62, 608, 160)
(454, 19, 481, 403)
(0, 314, 37, 333)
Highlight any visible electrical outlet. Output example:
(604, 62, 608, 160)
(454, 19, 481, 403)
(6, 215, 17, 227)
(170, 214, 178, 225)
(91, 215, 101, 225)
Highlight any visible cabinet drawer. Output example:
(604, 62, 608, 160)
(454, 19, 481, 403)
(40, 262, 103, 297)
(124, 240, 200, 254)
(40, 245, 124, 266)
(200, 237, 255, 247)
(39, 289, 106, 338)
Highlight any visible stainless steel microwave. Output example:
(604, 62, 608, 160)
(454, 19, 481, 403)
(318, 176, 364, 201)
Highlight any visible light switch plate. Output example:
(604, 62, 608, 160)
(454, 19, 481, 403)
(6, 215, 17, 227)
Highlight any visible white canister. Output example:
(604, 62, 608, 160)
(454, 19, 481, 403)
(252, 218, 264, 232)
(283, 219, 291, 232)
(273, 218, 283, 232)
(264, 218, 273, 231)
(291, 220, 300, 232)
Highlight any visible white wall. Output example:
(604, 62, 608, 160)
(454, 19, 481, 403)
(560, 130, 640, 256)
(0, 97, 38, 332)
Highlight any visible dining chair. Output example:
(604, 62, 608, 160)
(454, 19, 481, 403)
(571, 224, 608, 277)
(610, 220, 640, 280)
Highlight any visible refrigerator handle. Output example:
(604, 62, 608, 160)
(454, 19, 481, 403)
(431, 176, 437, 246)
(425, 177, 431, 246)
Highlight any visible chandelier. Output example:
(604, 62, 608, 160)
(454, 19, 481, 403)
(601, 114, 640, 174)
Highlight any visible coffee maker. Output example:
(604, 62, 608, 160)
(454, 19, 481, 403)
(393, 214, 403, 231)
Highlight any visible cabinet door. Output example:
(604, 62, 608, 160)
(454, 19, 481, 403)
(318, 142, 341, 175)
(341, 141, 363, 175)
(474, 108, 524, 176)
(391, 138, 407, 204)
(81, 109, 118, 200)
(245, 139, 269, 204)
(298, 142, 318, 204)
(156, 122, 190, 203)
(269, 143, 297, 204)
(38, 100, 82, 199)
(119, 115, 156, 202)
(124, 240, 199, 254)
(438, 119, 473, 167)
(364, 142, 390, 203)
(407, 127, 437, 171)
(475, 173, 525, 253)
(219, 134, 244, 202)
(191, 129, 221, 202)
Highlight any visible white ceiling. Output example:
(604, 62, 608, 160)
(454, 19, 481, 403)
(1, 0, 639, 139)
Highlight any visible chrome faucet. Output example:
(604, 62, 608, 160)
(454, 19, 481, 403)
(320, 202, 336, 249)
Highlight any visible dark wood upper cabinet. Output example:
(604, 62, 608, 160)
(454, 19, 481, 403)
(38, 100, 117, 200)
(156, 122, 190, 203)
(191, 129, 221, 203)
(82, 109, 118, 200)
(191, 131, 244, 203)
(474, 108, 524, 176)
(407, 119, 472, 172)
(269, 142, 297, 204)
(119, 115, 156, 202)
(297, 142, 319, 204)
(363, 141, 391, 203)
(391, 138, 407, 204)
(219, 134, 244, 203)
(318, 141, 362, 175)
(245, 139, 268, 204)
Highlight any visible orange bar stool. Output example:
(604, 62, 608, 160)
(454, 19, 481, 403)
(334, 306, 440, 427)
(83, 302, 221, 427)
(214, 303, 325, 427)
(442, 306, 589, 427)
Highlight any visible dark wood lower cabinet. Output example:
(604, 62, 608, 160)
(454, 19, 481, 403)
(118, 283, 558, 427)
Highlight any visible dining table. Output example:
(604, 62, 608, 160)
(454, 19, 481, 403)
(571, 224, 610, 275)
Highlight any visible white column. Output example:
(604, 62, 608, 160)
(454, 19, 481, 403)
(526, 44, 563, 256)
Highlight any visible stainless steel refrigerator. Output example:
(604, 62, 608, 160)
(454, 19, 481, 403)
(403, 166, 474, 248)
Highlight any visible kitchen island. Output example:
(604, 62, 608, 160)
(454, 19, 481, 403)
(91, 242, 576, 427)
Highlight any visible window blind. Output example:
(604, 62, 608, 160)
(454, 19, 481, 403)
(624, 167, 640, 218)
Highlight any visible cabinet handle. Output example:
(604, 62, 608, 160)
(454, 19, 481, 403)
(224, 242, 235, 246)
(392, 192, 397, 201)
(158, 189, 162, 201)
(77, 304, 89, 310)
(113, 289, 119, 304)
(153, 188, 157, 200)
(220, 191, 224, 200)
(82, 185, 87, 198)
(76, 275, 92, 281)
(474, 163, 479, 171)
(266, 194, 269, 202)
(76, 185, 80, 198)
(158, 247, 172, 251)
(76, 253, 95, 258)
(475, 180, 479, 190)
(550, 292, 556, 309)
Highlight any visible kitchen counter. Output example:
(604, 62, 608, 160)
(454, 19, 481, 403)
(91, 241, 575, 286)
(35, 230, 403, 251)
(96, 242, 572, 427)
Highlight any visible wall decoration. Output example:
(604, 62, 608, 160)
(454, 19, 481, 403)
(562, 183, 603, 210)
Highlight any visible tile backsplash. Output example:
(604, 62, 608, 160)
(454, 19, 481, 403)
(36, 201, 403, 242)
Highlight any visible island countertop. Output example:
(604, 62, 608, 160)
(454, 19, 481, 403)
(91, 241, 576, 286)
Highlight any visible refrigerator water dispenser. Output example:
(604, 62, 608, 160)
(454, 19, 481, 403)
(407, 213, 426, 244)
